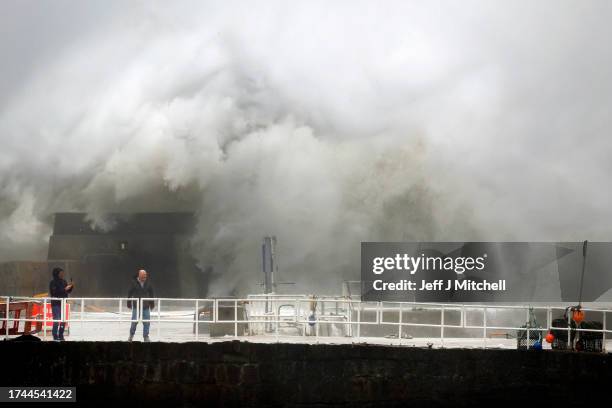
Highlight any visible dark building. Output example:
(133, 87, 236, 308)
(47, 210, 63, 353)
(46, 212, 206, 298)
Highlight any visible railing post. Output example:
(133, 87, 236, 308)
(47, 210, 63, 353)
(295, 300, 300, 338)
(297, 300, 303, 337)
(213, 299, 217, 323)
(525, 308, 530, 350)
(441, 305, 445, 348)
(567, 309, 571, 351)
(81, 298, 86, 335)
(61, 298, 65, 324)
(316, 300, 320, 342)
(195, 299, 199, 341)
(483, 306, 487, 349)
(603, 311, 607, 353)
(356, 303, 361, 341)
(275, 301, 279, 341)
(345, 300, 351, 338)
(5, 296, 9, 339)
(527, 327, 530, 350)
(156, 299, 161, 339)
(234, 300, 238, 338)
(43, 297, 47, 339)
(398, 303, 402, 345)
(548, 307, 551, 329)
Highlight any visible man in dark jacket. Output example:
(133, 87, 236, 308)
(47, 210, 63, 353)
(127, 269, 155, 342)
(49, 267, 74, 341)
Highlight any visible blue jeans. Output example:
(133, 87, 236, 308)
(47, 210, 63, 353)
(129, 307, 150, 337)
(51, 303, 65, 339)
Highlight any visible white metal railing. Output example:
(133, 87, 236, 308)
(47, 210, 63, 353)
(1, 295, 610, 351)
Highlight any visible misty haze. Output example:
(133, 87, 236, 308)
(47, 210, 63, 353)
(2, 0, 612, 297)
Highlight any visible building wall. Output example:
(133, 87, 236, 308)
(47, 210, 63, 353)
(0, 261, 54, 296)
(46, 213, 204, 298)
(0, 213, 208, 298)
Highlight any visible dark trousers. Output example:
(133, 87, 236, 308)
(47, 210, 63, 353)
(51, 303, 65, 339)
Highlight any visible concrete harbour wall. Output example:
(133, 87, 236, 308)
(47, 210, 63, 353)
(0, 340, 610, 407)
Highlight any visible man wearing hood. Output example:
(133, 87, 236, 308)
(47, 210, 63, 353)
(49, 267, 74, 341)
(127, 269, 155, 342)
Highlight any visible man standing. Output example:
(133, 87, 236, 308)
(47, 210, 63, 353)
(49, 267, 74, 341)
(127, 269, 155, 342)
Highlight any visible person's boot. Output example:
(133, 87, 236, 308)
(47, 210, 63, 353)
(128, 334, 134, 342)
(143, 336, 150, 342)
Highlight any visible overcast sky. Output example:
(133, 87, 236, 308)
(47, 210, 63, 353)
(1, 1, 612, 294)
